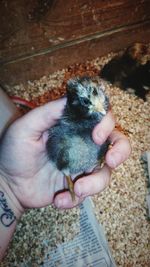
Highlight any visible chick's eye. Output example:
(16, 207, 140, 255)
(93, 88, 98, 96)
(81, 97, 90, 106)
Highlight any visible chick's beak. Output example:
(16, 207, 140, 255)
(93, 98, 106, 115)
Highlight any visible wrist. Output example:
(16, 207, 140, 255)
(0, 174, 24, 221)
(0, 175, 24, 260)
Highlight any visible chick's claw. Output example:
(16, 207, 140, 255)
(99, 157, 105, 168)
(66, 175, 75, 201)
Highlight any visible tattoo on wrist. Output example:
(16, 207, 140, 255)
(0, 191, 16, 227)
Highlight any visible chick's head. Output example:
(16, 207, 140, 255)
(66, 76, 109, 119)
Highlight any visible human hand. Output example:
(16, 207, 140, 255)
(0, 98, 67, 210)
(0, 98, 131, 212)
(55, 110, 131, 208)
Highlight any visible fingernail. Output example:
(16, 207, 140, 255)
(76, 182, 89, 197)
(96, 131, 105, 144)
(75, 184, 82, 197)
(109, 152, 121, 168)
(56, 198, 67, 209)
(56, 199, 62, 208)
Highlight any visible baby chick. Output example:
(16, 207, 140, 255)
(100, 43, 150, 100)
(46, 76, 110, 200)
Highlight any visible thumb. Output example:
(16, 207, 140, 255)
(11, 97, 66, 139)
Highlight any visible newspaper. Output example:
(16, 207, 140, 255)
(41, 198, 116, 267)
(142, 151, 150, 218)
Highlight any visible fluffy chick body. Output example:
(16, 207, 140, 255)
(46, 76, 109, 198)
(100, 43, 150, 100)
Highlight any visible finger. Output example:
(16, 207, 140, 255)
(54, 191, 85, 209)
(106, 130, 131, 169)
(92, 110, 115, 145)
(74, 164, 111, 197)
(11, 97, 66, 138)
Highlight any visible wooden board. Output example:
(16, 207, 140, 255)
(0, 0, 150, 86)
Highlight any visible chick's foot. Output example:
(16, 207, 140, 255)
(66, 175, 75, 201)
